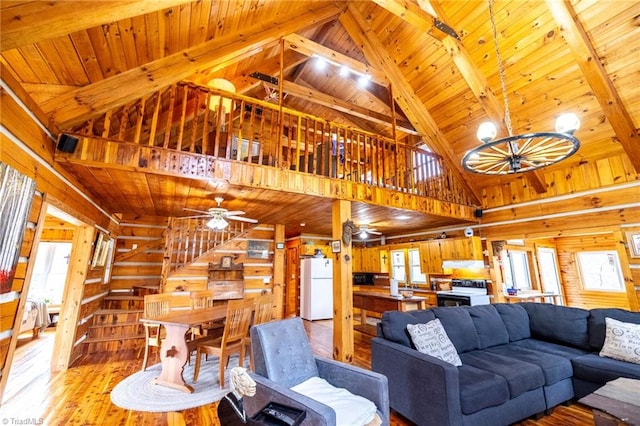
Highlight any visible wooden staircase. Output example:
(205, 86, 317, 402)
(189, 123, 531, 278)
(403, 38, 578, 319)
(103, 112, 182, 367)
(82, 219, 254, 354)
(81, 291, 149, 354)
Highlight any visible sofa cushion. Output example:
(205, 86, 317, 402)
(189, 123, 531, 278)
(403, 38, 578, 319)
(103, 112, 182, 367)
(380, 310, 436, 348)
(432, 307, 480, 353)
(572, 353, 640, 385)
(458, 364, 509, 415)
(521, 303, 590, 350)
(589, 308, 640, 350)
(466, 305, 509, 349)
(512, 338, 589, 359)
(599, 318, 640, 364)
(459, 351, 544, 398)
(485, 344, 573, 385)
(407, 319, 462, 366)
(494, 303, 531, 341)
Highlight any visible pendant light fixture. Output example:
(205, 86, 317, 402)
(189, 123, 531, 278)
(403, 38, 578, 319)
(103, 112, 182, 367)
(462, 0, 581, 175)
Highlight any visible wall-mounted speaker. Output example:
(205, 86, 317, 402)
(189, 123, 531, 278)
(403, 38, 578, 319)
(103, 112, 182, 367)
(474, 208, 483, 218)
(57, 134, 79, 153)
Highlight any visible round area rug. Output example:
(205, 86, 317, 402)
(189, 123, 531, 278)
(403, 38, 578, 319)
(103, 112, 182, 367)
(111, 355, 246, 412)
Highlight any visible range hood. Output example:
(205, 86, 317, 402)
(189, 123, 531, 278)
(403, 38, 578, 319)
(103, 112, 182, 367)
(442, 260, 485, 269)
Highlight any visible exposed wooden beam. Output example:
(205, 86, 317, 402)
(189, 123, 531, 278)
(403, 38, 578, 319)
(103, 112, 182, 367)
(546, 0, 640, 173)
(266, 79, 418, 135)
(0, 1, 191, 52)
(40, 3, 342, 129)
(394, 0, 546, 193)
(332, 199, 353, 363)
(283, 33, 388, 86)
(339, 5, 479, 204)
(370, 0, 449, 40)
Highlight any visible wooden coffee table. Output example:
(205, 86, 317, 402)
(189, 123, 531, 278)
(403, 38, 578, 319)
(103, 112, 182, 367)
(578, 377, 640, 425)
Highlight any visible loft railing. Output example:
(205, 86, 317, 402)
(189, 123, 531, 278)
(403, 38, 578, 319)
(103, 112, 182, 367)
(165, 217, 254, 274)
(69, 82, 473, 206)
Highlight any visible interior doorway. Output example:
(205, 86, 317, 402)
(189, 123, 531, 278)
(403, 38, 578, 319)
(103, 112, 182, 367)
(2, 202, 84, 405)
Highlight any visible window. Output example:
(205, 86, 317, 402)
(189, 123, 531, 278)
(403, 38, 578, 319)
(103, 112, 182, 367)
(502, 250, 531, 290)
(577, 251, 625, 291)
(390, 250, 406, 284)
(408, 249, 426, 284)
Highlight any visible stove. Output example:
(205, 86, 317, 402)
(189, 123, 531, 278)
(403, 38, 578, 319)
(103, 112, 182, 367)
(437, 279, 490, 306)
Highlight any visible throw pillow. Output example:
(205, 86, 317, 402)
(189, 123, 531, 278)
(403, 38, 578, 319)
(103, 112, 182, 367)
(407, 319, 462, 366)
(599, 317, 640, 364)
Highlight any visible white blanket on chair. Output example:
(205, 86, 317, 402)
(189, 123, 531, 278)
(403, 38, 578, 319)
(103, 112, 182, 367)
(290, 376, 377, 426)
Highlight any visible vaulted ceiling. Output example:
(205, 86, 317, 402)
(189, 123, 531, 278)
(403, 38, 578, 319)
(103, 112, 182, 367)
(2, 0, 638, 237)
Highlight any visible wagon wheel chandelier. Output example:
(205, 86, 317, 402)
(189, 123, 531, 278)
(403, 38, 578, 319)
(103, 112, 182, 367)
(462, 0, 581, 175)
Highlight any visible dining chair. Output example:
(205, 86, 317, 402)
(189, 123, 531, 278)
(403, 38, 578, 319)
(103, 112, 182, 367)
(141, 293, 172, 371)
(193, 297, 254, 388)
(244, 294, 274, 371)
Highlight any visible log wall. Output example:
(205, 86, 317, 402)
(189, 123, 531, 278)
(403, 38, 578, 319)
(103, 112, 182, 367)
(0, 88, 116, 401)
(111, 215, 167, 292)
(165, 226, 275, 297)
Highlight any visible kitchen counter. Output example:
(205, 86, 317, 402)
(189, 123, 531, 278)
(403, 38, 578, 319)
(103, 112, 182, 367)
(353, 291, 427, 336)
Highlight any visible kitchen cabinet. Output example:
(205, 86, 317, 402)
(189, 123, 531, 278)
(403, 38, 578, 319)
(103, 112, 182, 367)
(420, 237, 483, 273)
(353, 247, 383, 272)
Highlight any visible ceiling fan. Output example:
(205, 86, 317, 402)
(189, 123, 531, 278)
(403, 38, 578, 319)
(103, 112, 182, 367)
(183, 197, 258, 229)
(357, 224, 381, 239)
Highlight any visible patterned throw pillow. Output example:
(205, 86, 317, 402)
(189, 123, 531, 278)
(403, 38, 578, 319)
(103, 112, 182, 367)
(407, 319, 462, 366)
(599, 317, 640, 364)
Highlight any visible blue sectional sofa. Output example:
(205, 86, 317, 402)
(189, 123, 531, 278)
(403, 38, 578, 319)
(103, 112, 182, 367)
(371, 303, 640, 426)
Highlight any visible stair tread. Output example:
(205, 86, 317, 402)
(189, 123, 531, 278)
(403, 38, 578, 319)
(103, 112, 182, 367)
(89, 321, 142, 328)
(83, 334, 145, 343)
(95, 308, 143, 314)
(104, 295, 144, 301)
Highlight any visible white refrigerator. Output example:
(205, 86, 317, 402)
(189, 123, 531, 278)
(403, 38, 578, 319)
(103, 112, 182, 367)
(300, 258, 333, 320)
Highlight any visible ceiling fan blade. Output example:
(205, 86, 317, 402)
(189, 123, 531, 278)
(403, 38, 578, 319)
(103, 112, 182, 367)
(184, 207, 210, 215)
(227, 216, 258, 223)
(369, 230, 382, 235)
(224, 210, 246, 216)
(179, 215, 209, 219)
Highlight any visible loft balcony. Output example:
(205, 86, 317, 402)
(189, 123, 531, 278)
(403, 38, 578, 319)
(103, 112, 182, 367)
(53, 82, 478, 227)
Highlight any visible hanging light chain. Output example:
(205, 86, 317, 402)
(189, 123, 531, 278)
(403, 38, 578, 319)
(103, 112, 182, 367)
(488, 0, 513, 137)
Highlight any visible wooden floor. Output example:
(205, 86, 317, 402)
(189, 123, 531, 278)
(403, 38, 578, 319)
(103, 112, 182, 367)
(0, 322, 594, 425)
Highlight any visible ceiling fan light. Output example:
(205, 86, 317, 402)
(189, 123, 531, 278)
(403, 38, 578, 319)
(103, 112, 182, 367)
(555, 113, 580, 134)
(207, 217, 228, 230)
(477, 121, 497, 143)
(359, 230, 368, 239)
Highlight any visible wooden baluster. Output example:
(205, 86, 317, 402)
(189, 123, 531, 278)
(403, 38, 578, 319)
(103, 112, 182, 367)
(163, 86, 176, 149)
(133, 97, 146, 145)
(102, 110, 112, 139)
(148, 90, 162, 147)
(176, 85, 189, 151)
(201, 91, 211, 156)
(118, 102, 131, 141)
(247, 100, 256, 164)
(236, 99, 246, 161)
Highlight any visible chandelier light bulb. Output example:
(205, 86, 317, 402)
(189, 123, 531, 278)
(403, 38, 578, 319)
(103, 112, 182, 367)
(555, 113, 581, 134)
(477, 121, 498, 143)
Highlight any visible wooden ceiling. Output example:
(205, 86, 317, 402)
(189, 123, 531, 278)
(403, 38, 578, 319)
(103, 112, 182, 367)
(2, 0, 638, 238)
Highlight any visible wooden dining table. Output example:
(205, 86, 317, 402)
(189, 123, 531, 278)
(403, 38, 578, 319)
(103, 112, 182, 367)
(140, 305, 228, 393)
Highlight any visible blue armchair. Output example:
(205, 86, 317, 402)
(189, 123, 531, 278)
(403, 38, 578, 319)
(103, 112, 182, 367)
(244, 317, 389, 425)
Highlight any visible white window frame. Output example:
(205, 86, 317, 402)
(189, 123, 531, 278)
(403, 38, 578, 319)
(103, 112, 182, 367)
(408, 248, 426, 284)
(390, 250, 406, 284)
(502, 249, 531, 290)
(576, 251, 625, 292)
